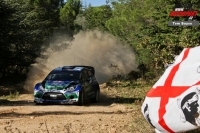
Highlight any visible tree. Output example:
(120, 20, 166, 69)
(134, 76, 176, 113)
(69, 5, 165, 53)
(0, 0, 61, 79)
(135, 0, 200, 73)
(106, 0, 200, 77)
(0, 0, 16, 77)
(84, 5, 112, 31)
(59, 0, 81, 34)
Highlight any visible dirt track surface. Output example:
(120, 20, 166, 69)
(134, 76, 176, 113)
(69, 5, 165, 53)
(0, 89, 135, 133)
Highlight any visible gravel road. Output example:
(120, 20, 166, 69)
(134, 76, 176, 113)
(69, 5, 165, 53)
(0, 89, 135, 133)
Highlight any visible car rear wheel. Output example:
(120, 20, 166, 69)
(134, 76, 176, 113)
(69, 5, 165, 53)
(78, 89, 85, 106)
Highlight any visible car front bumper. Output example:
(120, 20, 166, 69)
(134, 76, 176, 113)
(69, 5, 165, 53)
(34, 98, 79, 104)
(34, 91, 79, 104)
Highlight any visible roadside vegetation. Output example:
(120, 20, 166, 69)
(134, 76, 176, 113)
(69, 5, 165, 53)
(0, 91, 19, 100)
(102, 78, 155, 132)
(103, 77, 200, 133)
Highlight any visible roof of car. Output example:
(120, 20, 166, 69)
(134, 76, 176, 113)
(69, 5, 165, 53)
(51, 66, 95, 75)
(53, 66, 83, 71)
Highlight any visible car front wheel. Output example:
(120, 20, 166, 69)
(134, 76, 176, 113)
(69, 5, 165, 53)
(78, 89, 85, 106)
(92, 89, 100, 103)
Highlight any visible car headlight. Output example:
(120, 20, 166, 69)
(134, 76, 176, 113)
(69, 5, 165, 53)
(66, 86, 75, 91)
(39, 85, 45, 90)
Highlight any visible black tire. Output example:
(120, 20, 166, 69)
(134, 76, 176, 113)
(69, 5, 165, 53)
(92, 88, 100, 103)
(78, 89, 85, 106)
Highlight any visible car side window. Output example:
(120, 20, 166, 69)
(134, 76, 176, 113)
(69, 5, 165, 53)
(81, 70, 89, 82)
(87, 70, 92, 77)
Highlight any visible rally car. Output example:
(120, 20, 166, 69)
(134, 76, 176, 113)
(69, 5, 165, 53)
(34, 66, 100, 105)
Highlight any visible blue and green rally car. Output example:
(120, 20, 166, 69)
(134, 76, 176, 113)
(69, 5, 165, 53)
(34, 66, 100, 105)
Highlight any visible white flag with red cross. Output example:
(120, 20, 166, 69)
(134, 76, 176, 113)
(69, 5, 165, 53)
(141, 46, 200, 133)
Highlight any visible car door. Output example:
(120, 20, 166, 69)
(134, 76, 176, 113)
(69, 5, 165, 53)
(80, 69, 92, 98)
(87, 69, 96, 96)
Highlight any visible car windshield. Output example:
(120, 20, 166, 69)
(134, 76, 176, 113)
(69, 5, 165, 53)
(46, 71, 80, 81)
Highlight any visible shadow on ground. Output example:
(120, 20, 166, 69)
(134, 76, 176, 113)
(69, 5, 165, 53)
(91, 94, 142, 106)
(0, 92, 141, 107)
(0, 108, 130, 119)
(0, 99, 34, 106)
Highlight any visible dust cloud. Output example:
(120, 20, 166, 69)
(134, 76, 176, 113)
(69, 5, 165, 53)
(24, 30, 137, 93)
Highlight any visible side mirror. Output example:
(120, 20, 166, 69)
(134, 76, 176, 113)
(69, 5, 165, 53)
(86, 78, 92, 83)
